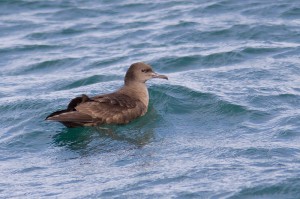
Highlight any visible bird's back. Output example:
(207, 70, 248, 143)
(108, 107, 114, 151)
(46, 91, 147, 127)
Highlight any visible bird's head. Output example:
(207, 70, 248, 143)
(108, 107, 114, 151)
(125, 62, 168, 84)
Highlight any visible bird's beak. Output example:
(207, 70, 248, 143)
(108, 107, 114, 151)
(151, 72, 168, 80)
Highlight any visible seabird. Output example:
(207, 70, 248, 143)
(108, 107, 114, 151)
(46, 62, 168, 128)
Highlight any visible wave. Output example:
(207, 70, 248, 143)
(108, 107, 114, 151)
(18, 58, 80, 75)
(230, 178, 300, 199)
(56, 74, 120, 91)
(151, 44, 288, 72)
(149, 84, 255, 117)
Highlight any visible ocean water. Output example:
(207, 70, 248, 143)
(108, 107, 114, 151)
(1, 0, 300, 198)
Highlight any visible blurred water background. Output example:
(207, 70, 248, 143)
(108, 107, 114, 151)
(1, 0, 300, 198)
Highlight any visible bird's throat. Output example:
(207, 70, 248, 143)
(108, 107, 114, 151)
(121, 82, 149, 107)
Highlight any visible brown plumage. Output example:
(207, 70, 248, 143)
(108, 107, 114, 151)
(46, 62, 168, 128)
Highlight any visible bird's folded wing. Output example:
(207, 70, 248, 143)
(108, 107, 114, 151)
(76, 93, 147, 124)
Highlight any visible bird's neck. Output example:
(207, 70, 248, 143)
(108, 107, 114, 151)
(122, 81, 149, 107)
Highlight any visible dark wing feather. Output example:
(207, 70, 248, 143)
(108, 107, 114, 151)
(76, 93, 147, 124)
(46, 94, 93, 121)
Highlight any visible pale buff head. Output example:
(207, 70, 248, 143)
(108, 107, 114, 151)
(124, 62, 168, 84)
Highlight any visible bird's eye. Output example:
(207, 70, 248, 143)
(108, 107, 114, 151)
(141, 69, 152, 73)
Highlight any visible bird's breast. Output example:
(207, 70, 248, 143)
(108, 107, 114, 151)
(120, 83, 149, 110)
(139, 87, 149, 108)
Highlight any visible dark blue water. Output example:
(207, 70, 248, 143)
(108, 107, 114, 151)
(1, 0, 300, 198)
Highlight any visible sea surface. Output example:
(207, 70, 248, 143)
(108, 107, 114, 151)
(1, 0, 300, 198)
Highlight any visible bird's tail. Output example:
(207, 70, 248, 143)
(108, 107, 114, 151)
(46, 110, 95, 128)
(45, 94, 94, 128)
